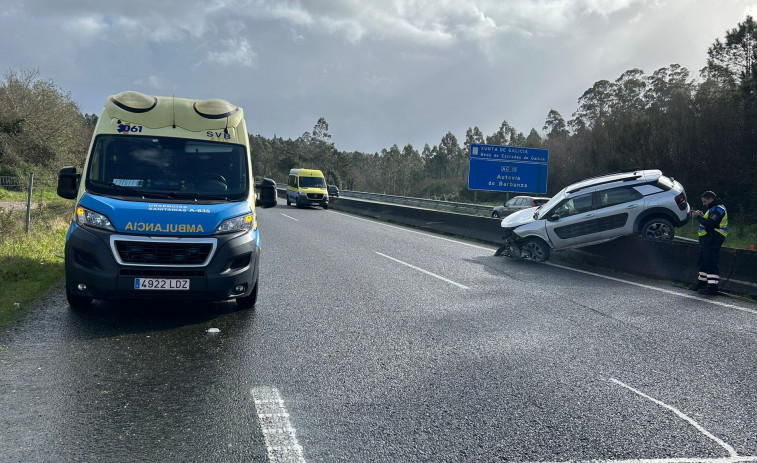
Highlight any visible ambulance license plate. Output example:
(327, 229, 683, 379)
(134, 278, 190, 290)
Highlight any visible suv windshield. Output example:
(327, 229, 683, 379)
(300, 176, 326, 188)
(85, 135, 249, 201)
(536, 187, 568, 219)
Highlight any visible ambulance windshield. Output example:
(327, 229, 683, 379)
(85, 135, 249, 201)
(299, 176, 326, 188)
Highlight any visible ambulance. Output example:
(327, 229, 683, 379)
(286, 168, 328, 209)
(56, 91, 277, 309)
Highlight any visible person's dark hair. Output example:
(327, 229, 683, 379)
(701, 191, 717, 200)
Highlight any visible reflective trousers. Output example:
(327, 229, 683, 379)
(697, 234, 725, 285)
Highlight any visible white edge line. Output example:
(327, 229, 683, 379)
(375, 252, 469, 289)
(280, 213, 300, 221)
(609, 378, 738, 457)
(547, 263, 757, 314)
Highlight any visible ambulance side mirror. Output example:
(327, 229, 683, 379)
(256, 178, 277, 208)
(57, 166, 80, 200)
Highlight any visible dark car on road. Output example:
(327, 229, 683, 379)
(328, 184, 339, 198)
(492, 196, 551, 218)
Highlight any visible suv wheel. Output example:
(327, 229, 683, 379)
(492, 212, 500, 218)
(521, 238, 551, 263)
(641, 218, 675, 240)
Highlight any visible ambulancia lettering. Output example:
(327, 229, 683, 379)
(124, 222, 205, 233)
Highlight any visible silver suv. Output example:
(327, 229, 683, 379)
(495, 170, 690, 262)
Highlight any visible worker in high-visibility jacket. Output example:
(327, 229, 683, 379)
(689, 191, 728, 296)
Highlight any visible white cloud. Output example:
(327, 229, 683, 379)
(206, 37, 257, 67)
(133, 75, 171, 91)
(265, 2, 314, 26)
(63, 15, 107, 37)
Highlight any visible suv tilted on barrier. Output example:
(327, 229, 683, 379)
(495, 170, 690, 262)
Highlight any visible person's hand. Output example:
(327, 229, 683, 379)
(692, 210, 702, 218)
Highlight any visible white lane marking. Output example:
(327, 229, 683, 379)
(375, 252, 469, 289)
(252, 387, 306, 463)
(334, 211, 757, 313)
(547, 263, 757, 315)
(609, 378, 738, 457)
(280, 213, 300, 221)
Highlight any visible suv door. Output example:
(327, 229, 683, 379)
(594, 185, 644, 239)
(544, 190, 601, 249)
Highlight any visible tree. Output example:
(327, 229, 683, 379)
(543, 109, 569, 140)
(613, 68, 647, 113)
(486, 120, 523, 146)
(524, 129, 542, 148)
(312, 117, 331, 142)
(706, 15, 757, 91)
(570, 79, 615, 129)
(0, 68, 90, 175)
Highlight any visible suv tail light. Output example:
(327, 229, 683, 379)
(674, 192, 687, 210)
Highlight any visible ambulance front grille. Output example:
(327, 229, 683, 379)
(114, 240, 213, 266)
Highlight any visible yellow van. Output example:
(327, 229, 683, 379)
(286, 168, 328, 209)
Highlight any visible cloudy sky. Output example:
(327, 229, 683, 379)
(1, 0, 755, 154)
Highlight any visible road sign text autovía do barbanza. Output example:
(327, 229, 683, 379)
(468, 144, 549, 194)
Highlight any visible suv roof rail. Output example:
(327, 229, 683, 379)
(565, 171, 644, 194)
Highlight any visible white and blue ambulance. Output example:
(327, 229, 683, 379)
(57, 91, 277, 309)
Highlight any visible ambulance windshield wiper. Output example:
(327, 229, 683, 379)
(168, 192, 228, 201)
(89, 180, 172, 199)
(90, 179, 144, 196)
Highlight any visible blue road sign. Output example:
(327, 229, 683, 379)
(468, 144, 549, 194)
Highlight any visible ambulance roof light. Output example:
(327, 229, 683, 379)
(110, 91, 158, 113)
(193, 99, 239, 119)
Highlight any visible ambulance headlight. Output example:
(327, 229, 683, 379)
(76, 206, 115, 231)
(215, 214, 255, 234)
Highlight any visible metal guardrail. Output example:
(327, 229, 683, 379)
(275, 183, 495, 217)
(341, 190, 495, 216)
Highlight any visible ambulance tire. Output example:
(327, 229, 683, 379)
(66, 286, 92, 310)
(323, 203, 328, 210)
(236, 279, 258, 310)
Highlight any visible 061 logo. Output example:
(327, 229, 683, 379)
(117, 123, 143, 134)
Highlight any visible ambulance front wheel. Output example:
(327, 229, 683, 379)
(66, 285, 92, 310)
(236, 279, 258, 310)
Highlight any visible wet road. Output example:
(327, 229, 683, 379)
(2, 200, 757, 462)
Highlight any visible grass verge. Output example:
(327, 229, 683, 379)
(0, 198, 71, 327)
(676, 221, 757, 250)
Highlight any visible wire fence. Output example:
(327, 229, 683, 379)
(0, 173, 61, 233)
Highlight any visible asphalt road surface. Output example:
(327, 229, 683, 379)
(2, 199, 757, 462)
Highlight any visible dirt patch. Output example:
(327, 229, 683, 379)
(0, 202, 37, 212)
